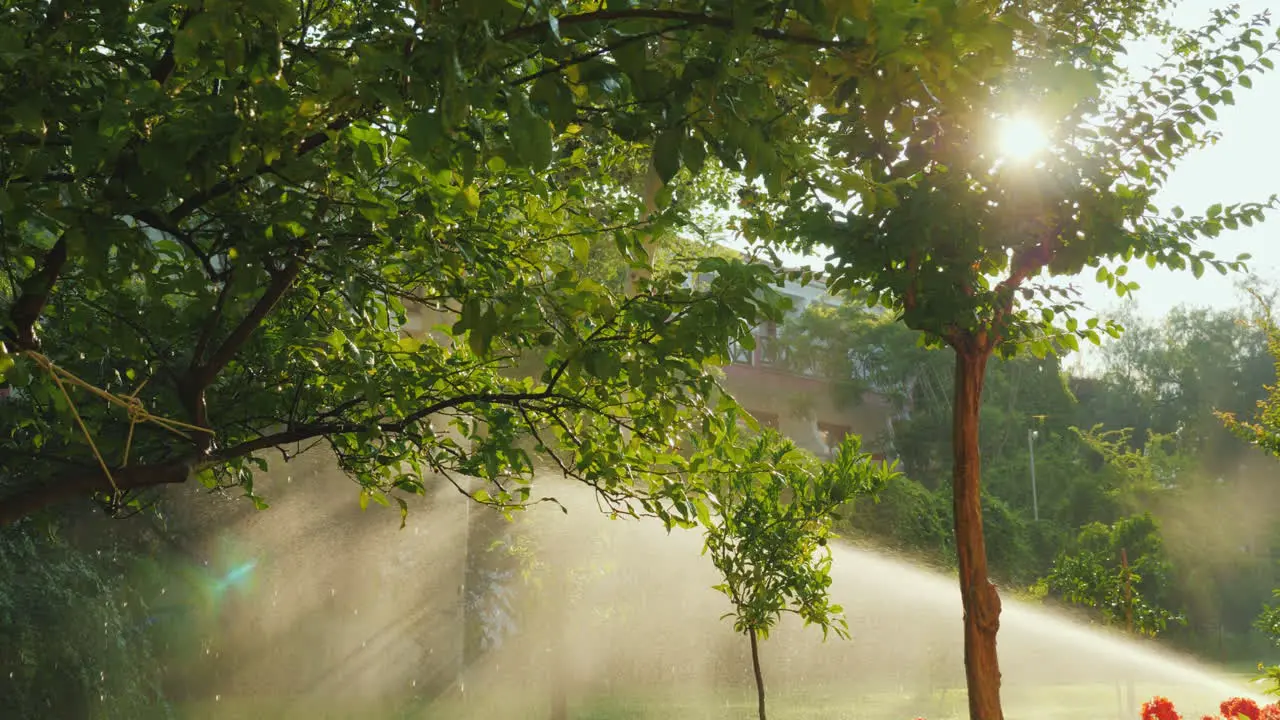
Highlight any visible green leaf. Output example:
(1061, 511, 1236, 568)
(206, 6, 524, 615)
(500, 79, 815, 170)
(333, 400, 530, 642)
(531, 74, 576, 129)
(683, 136, 708, 176)
(653, 128, 684, 184)
(508, 95, 554, 170)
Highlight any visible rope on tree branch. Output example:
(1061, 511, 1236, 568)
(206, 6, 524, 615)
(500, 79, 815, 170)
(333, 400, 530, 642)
(21, 351, 215, 501)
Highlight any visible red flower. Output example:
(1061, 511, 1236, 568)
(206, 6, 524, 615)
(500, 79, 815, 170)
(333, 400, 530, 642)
(1143, 696, 1183, 720)
(1221, 698, 1261, 720)
(1257, 703, 1280, 720)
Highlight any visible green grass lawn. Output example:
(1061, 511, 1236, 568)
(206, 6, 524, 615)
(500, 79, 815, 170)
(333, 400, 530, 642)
(177, 681, 1253, 720)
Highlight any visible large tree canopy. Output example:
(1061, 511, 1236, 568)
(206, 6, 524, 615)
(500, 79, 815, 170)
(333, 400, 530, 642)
(0, 0, 1005, 524)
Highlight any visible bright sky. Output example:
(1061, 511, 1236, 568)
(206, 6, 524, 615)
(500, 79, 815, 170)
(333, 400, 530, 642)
(732, 1, 1279, 324)
(1087, 0, 1280, 320)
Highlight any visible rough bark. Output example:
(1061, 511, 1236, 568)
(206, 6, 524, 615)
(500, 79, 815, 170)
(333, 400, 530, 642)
(952, 344, 1004, 720)
(0, 460, 193, 526)
(750, 627, 767, 720)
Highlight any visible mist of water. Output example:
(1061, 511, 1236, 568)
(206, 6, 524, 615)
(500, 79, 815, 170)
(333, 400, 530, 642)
(156, 457, 1264, 719)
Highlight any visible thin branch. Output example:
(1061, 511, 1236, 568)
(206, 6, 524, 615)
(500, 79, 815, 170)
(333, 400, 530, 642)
(150, 8, 197, 86)
(133, 209, 219, 279)
(500, 9, 864, 50)
(211, 388, 566, 462)
(190, 267, 236, 371)
(507, 26, 681, 86)
(194, 255, 307, 385)
(167, 115, 357, 223)
(6, 235, 68, 350)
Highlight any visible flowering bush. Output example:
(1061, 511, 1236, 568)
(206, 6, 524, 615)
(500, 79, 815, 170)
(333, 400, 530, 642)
(1140, 695, 1280, 720)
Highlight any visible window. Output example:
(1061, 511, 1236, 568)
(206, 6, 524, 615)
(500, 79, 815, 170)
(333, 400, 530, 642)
(749, 410, 780, 429)
(817, 422, 850, 453)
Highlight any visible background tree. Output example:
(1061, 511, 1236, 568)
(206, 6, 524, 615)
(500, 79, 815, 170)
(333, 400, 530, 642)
(1220, 301, 1280, 457)
(1221, 297, 1280, 695)
(695, 420, 895, 720)
(742, 6, 1280, 716)
(1044, 513, 1183, 637)
(0, 510, 173, 718)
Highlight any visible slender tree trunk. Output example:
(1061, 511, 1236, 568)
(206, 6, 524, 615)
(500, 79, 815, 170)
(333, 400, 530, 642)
(749, 627, 767, 720)
(952, 345, 1004, 720)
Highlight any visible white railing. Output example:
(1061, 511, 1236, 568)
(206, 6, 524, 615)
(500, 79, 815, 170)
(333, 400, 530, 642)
(728, 332, 819, 377)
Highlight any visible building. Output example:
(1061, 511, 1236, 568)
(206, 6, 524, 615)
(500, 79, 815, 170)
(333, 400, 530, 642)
(713, 270, 899, 462)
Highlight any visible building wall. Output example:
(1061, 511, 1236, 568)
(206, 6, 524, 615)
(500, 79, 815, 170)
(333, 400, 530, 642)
(721, 363, 896, 460)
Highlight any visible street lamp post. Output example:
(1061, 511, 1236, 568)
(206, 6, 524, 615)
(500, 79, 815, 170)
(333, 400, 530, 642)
(1028, 428, 1039, 522)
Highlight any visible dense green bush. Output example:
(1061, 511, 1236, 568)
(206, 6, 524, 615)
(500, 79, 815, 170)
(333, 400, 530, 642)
(0, 518, 171, 719)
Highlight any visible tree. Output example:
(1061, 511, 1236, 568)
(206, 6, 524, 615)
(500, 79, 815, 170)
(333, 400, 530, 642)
(1096, 302, 1276, 472)
(745, 6, 1280, 718)
(1221, 300, 1280, 695)
(0, 510, 172, 718)
(0, 0, 989, 525)
(1220, 303, 1280, 458)
(1044, 513, 1182, 637)
(695, 419, 894, 720)
(1258, 591, 1280, 696)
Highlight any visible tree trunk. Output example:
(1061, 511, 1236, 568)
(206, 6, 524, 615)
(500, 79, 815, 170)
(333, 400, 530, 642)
(749, 627, 767, 720)
(952, 346, 1004, 720)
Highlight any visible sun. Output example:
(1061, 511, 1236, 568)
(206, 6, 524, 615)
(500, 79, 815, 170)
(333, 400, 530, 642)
(995, 114, 1049, 163)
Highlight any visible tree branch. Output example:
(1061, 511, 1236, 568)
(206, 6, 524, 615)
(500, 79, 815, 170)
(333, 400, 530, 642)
(5, 235, 68, 350)
(190, 267, 237, 373)
(132, 209, 219, 278)
(507, 25, 683, 86)
(500, 9, 863, 49)
(193, 255, 306, 386)
(0, 459, 193, 527)
(211, 388, 564, 461)
(903, 251, 920, 313)
(988, 221, 1064, 348)
(150, 8, 197, 86)
(167, 115, 356, 223)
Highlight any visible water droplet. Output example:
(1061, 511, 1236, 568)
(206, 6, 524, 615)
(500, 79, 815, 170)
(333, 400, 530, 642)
(160, 588, 166, 595)
(215, 695, 221, 702)
(411, 679, 417, 687)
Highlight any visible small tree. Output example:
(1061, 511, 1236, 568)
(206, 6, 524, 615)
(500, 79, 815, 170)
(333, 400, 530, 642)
(1220, 304, 1280, 457)
(1044, 513, 1183, 637)
(1257, 591, 1280, 696)
(695, 420, 895, 720)
(1219, 302, 1280, 695)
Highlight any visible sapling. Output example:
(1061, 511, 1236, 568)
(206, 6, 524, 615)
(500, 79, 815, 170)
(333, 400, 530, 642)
(695, 417, 895, 720)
